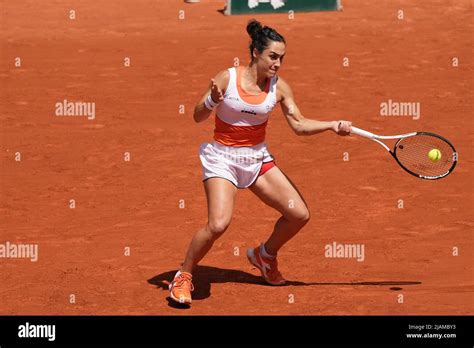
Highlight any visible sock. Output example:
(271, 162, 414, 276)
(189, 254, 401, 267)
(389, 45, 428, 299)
(176, 270, 192, 278)
(260, 243, 276, 259)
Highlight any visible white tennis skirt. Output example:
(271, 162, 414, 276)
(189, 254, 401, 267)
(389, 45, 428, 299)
(199, 141, 274, 189)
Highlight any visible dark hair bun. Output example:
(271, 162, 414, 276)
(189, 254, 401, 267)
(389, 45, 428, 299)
(246, 19, 263, 38)
(246, 19, 285, 61)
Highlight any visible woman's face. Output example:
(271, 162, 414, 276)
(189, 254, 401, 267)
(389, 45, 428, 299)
(253, 41, 286, 78)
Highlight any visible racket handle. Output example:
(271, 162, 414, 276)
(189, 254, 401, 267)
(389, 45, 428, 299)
(351, 126, 376, 139)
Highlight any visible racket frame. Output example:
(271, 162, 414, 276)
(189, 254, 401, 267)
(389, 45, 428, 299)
(350, 126, 457, 180)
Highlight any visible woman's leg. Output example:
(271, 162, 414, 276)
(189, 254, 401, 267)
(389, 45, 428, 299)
(181, 177, 237, 273)
(249, 167, 310, 256)
(245, 166, 309, 285)
(170, 177, 237, 304)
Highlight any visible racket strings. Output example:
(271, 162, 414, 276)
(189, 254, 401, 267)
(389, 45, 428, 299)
(394, 134, 456, 177)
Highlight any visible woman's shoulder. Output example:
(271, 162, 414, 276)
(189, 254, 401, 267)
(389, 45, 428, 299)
(276, 75, 290, 90)
(213, 69, 231, 91)
(276, 75, 293, 101)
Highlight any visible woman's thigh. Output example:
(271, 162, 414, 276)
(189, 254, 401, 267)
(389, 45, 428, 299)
(249, 167, 310, 221)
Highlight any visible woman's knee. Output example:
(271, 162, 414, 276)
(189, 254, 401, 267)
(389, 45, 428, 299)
(206, 217, 232, 236)
(286, 206, 311, 225)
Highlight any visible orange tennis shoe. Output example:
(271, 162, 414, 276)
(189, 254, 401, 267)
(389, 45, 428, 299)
(169, 271, 194, 304)
(247, 244, 286, 286)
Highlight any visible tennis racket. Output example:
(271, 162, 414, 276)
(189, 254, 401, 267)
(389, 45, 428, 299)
(350, 126, 458, 180)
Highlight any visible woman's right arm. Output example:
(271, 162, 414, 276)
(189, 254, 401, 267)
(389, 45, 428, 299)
(193, 70, 230, 123)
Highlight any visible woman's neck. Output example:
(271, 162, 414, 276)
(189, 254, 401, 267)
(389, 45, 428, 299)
(245, 62, 267, 89)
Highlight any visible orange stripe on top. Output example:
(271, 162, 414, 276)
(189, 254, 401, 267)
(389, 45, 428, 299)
(236, 66, 270, 105)
(214, 116, 267, 147)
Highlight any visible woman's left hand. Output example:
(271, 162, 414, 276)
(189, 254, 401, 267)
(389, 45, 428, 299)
(332, 120, 352, 136)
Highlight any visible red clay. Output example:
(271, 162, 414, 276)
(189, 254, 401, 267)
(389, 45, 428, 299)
(0, 0, 472, 315)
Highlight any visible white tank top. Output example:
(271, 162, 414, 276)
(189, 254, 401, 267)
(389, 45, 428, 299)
(214, 66, 278, 147)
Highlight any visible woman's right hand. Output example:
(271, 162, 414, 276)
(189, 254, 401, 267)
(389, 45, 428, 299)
(210, 79, 224, 104)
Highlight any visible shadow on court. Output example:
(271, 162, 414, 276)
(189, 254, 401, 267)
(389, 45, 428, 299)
(148, 265, 421, 308)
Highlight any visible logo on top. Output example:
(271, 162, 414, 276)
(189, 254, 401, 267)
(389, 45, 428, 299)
(225, 95, 239, 102)
(241, 109, 257, 116)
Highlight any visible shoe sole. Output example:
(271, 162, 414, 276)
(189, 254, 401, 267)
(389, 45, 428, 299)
(246, 248, 286, 286)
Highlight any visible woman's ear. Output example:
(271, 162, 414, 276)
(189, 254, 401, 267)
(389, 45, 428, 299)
(252, 48, 259, 60)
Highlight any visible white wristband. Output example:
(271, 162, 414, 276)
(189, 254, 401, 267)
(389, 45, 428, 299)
(205, 94, 219, 110)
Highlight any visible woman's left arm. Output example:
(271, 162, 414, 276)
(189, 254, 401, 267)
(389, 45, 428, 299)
(278, 77, 351, 136)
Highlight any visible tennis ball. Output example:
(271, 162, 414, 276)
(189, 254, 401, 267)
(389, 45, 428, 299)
(428, 149, 442, 162)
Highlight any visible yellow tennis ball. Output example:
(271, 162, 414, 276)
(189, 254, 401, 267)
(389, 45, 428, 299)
(428, 149, 442, 162)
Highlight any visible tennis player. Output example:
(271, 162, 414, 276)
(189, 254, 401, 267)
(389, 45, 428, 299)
(169, 19, 352, 304)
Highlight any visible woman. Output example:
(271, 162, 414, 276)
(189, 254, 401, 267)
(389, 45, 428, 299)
(169, 19, 352, 305)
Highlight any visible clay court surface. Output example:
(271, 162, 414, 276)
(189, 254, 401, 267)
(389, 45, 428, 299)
(1, 0, 473, 315)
